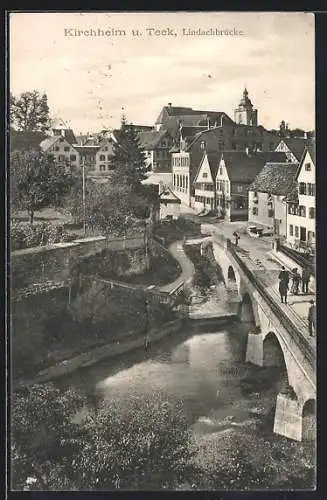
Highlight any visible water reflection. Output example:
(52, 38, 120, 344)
(62, 321, 314, 490)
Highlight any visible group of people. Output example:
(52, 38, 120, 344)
(278, 266, 311, 303)
(278, 265, 315, 337)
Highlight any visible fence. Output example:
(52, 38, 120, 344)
(226, 239, 315, 367)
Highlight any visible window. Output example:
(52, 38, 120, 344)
(231, 142, 236, 150)
(99, 155, 105, 161)
(295, 226, 299, 238)
(203, 172, 208, 178)
(219, 167, 223, 175)
(54, 146, 60, 151)
(305, 162, 311, 171)
(58, 155, 65, 162)
(299, 183, 306, 195)
(108, 165, 115, 171)
(289, 224, 294, 236)
(309, 207, 315, 219)
(252, 207, 258, 216)
(173, 174, 176, 187)
(70, 155, 76, 161)
(236, 185, 243, 193)
(200, 141, 206, 150)
(99, 165, 106, 171)
(104, 146, 108, 151)
(299, 205, 306, 217)
(64, 146, 70, 152)
(307, 183, 315, 196)
(268, 209, 274, 218)
(185, 177, 188, 190)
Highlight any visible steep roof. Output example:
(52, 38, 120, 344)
(194, 151, 222, 184)
(40, 136, 60, 151)
(138, 129, 168, 150)
(160, 187, 181, 203)
(63, 129, 77, 145)
(279, 137, 308, 161)
(249, 162, 298, 195)
(222, 151, 289, 183)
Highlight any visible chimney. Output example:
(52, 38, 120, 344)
(61, 129, 65, 137)
(245, 146, 250, 156)
(304, 131, 307, 139)
(168, 102, 172, 108)
(207, 117, 210, 130)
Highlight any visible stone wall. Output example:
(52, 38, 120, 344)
(11, 235, 146, 290)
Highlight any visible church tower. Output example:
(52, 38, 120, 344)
(234, 87, 258, 126)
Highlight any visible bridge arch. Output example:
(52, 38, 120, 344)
(239, 292, 256, 324)
(263, 332, 289, 392)
(302, 398, 316, 442)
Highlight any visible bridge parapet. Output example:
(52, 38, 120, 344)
(212, 230, 316, 442)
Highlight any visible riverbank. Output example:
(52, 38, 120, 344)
(14, 315, 238, 389)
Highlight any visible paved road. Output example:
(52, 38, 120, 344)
(202, 220, 316, 346)
(159, 240, 195, 294)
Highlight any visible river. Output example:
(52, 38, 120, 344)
(58, 314, 315, 490)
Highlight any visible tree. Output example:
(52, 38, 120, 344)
(68, 179, 149, 235)
(11, 150, 74, 224)
(11, 384, 86, 490)
(111, 116, 148, 190)
(12, 384, 195, 490)
(11, 90, 50, 133)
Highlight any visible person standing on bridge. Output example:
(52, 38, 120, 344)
(291, 268, 301, 295)
(278, 266, 289, 304)
(301, 266, 311, 295)
(233, 231, 240, 246)
(308, 299, 316, 337)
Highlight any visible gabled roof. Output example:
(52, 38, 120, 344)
(194, 151, 222, 184)
(160, 187, 181, 203)
(221, 151, 289, 183)
(249, 162, 298, 196)
(138, 129, 168, 150)
(277, 137, 308, 161)
(294, 144, 316, 181)
(40, 136, 60, 151)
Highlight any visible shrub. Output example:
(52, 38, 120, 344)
(10, 221, 77, 251)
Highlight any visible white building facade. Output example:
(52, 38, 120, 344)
(286, 148, 316, 249)
(172, 152, 191, 206)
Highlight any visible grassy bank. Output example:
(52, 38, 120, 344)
(12, 285, 177, 381)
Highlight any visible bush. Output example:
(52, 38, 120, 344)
(10, 221, 78, 251)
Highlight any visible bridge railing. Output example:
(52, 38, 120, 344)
(212, 233, 316, 367)
(279, 243, 316, 277)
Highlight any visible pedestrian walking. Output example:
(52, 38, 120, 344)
(278, 266, 289, 304)
(308, 300, 316, 337)
(233, 231, 240, 246)
(291, 268, 301, 295)
(301, 267, 311, 294)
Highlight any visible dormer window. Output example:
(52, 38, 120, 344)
(305, 163, 311, 171)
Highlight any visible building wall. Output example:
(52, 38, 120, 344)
(95, 140, 115, 173)
(160, 201, 181, 220)
(193, 154, 215, 213)
(248, 191, 287, 236)
(286, 150, 315, 246)
(47, 137, 80, 170)
(172, 152, 191, 206)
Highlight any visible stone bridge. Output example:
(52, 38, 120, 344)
(210, 233, 316, 442)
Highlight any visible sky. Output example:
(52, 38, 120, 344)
(10, 12, 315, 134)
